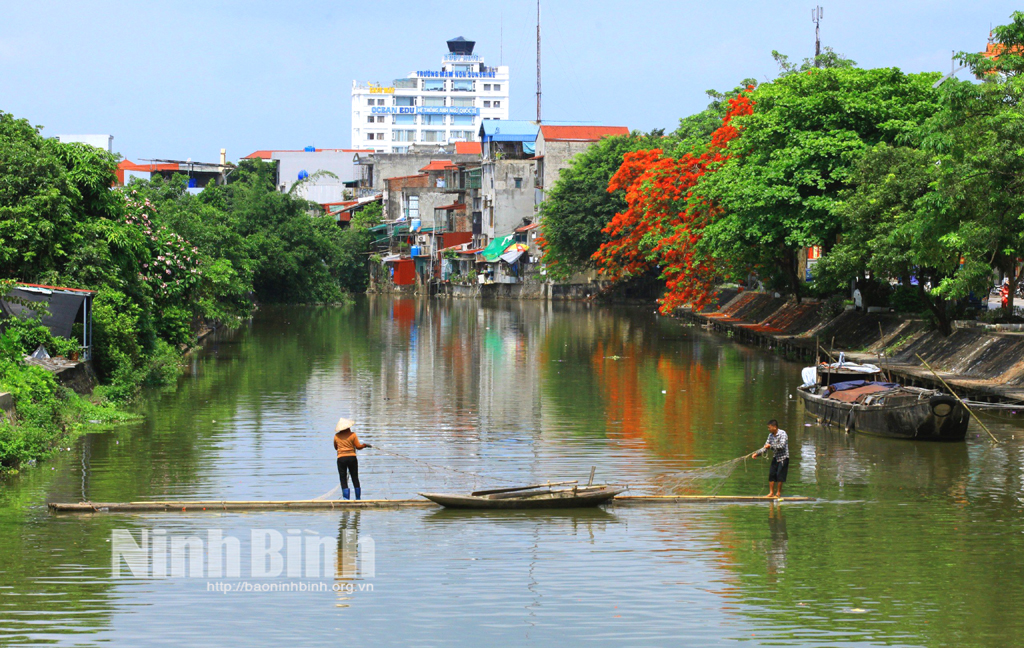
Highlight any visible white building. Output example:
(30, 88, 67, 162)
(54, 134, 113, 152)
(351, 37, 509, 154)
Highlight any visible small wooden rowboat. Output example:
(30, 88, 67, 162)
(420, 480, 625, 509)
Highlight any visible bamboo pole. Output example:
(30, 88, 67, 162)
(915, 354, 999, 444)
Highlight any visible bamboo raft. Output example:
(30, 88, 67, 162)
(48, 495, 815, 513)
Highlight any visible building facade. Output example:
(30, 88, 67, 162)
(351, 37, 509, 154)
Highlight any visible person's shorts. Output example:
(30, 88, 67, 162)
(769, 458, 789, 483)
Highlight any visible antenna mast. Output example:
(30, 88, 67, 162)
(536, 0, 542, 123)
(812, 6, 823, 66)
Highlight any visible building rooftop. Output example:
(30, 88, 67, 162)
(479, 121, 539, 142)
(243, 148, 373, 159)
(419, 160, 457, 172)
(454, 141, 482, 155)
(540, 125, 630, 142)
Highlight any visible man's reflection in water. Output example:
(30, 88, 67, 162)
(767, 502, 788, 576)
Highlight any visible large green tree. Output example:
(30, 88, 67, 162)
(698, 66, 942, 300)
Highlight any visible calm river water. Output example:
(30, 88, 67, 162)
(2, 297, 1024, 647)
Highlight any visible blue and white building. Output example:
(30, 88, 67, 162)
(351, 37, 509, 153)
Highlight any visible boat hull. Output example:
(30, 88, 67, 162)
(798, 386, 969, 441)
(420, 487, 625, 509)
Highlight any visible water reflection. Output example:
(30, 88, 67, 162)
(2, 298, 1024, 646)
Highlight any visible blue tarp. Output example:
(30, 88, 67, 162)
(827, 380, 899, 393)
(479, 120, 539, 143)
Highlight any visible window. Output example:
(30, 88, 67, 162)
(452, 97, 474, 107)
(366, 133, 375, 140)
(493, 84, 501, 92)
(452, 114, 474, 125)
(392, 129, 416, 142)
(421, 114, 445, 125)
(514, 177, 523, 189)
(393, 114, 415, 125)
(450, 130, 474, 141)
(376, 115, 385, 123)
(423, 79, 445, 91)
(422, 130, 445, 142)
(423, 96, 446, 106)
(493, 101, 501, 108)
(366, 98, 375, 106)
(483, 101, 491, 108)
(483, 84, 491, 91)
(377, 99, 386, 106)
(367, 115, 375, 123)
(452, 80, 474, 92)
(395, 96, 415, 106)
(407, 195, 419, 220)
(393, 146, 409, 154)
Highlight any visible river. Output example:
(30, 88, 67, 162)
(2, 297, 1023, 647)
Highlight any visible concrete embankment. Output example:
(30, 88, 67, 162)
(680, 291, 1024, 404)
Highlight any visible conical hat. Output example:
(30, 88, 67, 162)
(335, 417, 355, 433)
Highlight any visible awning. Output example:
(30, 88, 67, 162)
(381, 254, 401, 263)
(500, 249, 525, 264)
(515, 222, 541, 233)
(1, 285, 94, 338)
(434, 202, 466, 211)
(481, 233, 516, 262)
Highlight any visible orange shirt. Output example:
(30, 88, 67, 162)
(334, 431, 366, 458)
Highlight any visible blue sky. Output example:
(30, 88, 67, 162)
(0, 0, 1018, 163)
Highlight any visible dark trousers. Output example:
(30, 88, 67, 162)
(337, 456, 360, 489)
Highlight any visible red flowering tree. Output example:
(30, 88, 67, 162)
(593, 91, 754, 312)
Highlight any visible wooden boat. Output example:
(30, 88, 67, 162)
(797, 379, 969, 441)
(419, 481, 625, 509)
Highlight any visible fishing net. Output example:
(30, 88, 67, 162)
(652, 455, 755, 495)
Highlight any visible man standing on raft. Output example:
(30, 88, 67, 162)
(334, 417, 372, 500)
(751, 419, 789, 499)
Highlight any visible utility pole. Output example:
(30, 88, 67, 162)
(812, 6, 823, 66)
(536, 0, 542, 123)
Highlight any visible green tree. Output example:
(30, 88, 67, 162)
(699, 66, 942, 300)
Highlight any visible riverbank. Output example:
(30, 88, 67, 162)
(680, 290, 1024, 404)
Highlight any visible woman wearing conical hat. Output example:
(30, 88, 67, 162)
(333, 417, 372, 500)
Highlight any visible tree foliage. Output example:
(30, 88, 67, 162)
(698, 66, 942, 299)
(539, 133, 663, 279)
(594, 91, 755, 312)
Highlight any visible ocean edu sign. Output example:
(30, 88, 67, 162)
(370, 106, 481, 116)
(416, 70, 497, 79)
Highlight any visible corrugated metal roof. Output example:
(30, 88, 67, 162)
(479, 120, 539, 142)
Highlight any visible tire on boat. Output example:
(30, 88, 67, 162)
(929, 394, 958, 418)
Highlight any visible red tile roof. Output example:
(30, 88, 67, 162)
(454, 141, 482, 155)
(540, 125, 629, 142)
(419, 160, 457, 172)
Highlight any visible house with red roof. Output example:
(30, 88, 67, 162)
(534, 125, 630, 201)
